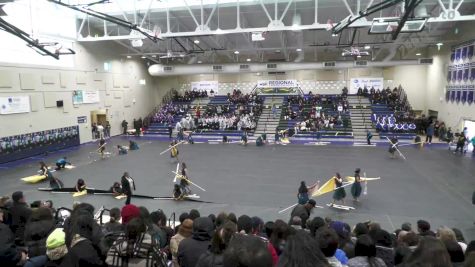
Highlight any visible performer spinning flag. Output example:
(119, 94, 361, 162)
(331, 173, 346, 206)
(351, 168, 363, 202)
(98, 138, 106, 158)
(297, 180, 320, 205)
(170, 141, 179, 162)
(178, 163, 192, 195)
(388, 137, 399, 159)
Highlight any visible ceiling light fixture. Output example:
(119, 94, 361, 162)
(126, 55, 131, 59)
(332, 33, 338, 37)
(246, 58, 251, 62)
(234, 51, 240, 54)
(416, 53, 421, 56)
(436, 42, 443, 51)
(296, 48, 302, 52)
(141, 56, 146, 59)
(357, 55, 362, 58)
(194, 40, 200, 44)
(152, 55, 157, 58)
(197, 60, 202, 63)
(364, 45, 371, 50)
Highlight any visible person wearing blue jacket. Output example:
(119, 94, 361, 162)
(55, 157, 70, 170)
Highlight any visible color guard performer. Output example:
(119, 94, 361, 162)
(351, 168, 363, 202)
(331, 173, 346, 205)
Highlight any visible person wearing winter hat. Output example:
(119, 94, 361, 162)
(170, 219, 193, 267)
(120, 204, 140, 225)
(45, 228, 68, 267)
(178, 217, 215, 267)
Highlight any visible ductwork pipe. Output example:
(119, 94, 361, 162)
(149, 60, 421, 76)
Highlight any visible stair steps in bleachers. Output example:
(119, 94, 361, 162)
(347, 95, 377, 140)
(255, 96, 284, 135)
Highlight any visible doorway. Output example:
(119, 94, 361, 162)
(90, 109, 108, 139)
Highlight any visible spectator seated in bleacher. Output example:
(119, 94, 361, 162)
(172, 89, 207, 102)
(152, 103, 188, 124)
(227, 90, 263, 106)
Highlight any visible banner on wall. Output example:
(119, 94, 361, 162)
(0, 96, 31, 115)
(73, 90, 100, 104)
(468, 90, 474, 104)
(191, 81, 219, 92)
(256, 80, 299, 88)
(349, 78, 384, 94)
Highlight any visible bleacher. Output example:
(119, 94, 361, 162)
(278, 94, 353, 139)
(143, 100, 191, 136)
(144, 93, 261, 138)
(371, 103, 416, 140)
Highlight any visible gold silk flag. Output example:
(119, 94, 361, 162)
(311, 177, 336, 197)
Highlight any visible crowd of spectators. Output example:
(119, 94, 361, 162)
(227, 90, 263, 106)
(1, 191, 474, 267)
(152, 103, 188, 125)
(283, 92, 350, 134)
(358, 87, 412, 114)
(173, 90, 208, 102)
(151, 90, 211, 124)
(288, 92, 349, 114)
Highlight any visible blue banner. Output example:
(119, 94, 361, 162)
(456, 90, 461, 103)
(462, 46, 468, 59)
(450, 90, 456, 102)
(464, 68, 470, 81)
(468, 90, 474, 105)
(469, 45, 474, 58)
(462, 90, 468, 103)
(446, 90, 450, 102)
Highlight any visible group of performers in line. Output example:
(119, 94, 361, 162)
(297, 168, 364, 207)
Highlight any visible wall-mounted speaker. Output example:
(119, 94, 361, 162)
(56, 100, 64, 107)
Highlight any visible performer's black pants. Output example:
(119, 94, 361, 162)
(367, 138, 371, 145)
(125, 193, 131, 205)
(426, 135, 432, 143)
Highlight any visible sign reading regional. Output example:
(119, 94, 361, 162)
(257, 80, 298, 88)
